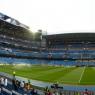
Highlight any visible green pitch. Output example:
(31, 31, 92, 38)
(0, 64, 95, 85)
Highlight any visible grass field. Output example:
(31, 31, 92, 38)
(0, 64, 95, 85)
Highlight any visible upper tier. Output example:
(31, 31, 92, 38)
(45, 33, 95, 43)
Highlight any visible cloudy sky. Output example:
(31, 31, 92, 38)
(0, 0, 95, 34)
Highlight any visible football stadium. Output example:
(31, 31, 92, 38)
(0, 13, 95, 95)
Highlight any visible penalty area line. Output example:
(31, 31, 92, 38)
(78, 67, 86, 83)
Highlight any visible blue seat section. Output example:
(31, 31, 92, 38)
(0, 47, 95, 66)
(0, 57, 95, 66)
(0, 57, 39, 64)
(50, 43, 95, 49)
(47, 60, 76, 66)
(1, 38, 95, 59)
(0, 37, 95, 66)
(0, 34, 40, 48)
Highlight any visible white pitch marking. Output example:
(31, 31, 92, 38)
(78, 67, 86, 83)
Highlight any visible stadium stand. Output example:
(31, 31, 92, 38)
(0, 13, 95, 94)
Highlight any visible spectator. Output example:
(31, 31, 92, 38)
(13, 71, 16, 79)
(44, 86, 49, 95)
(12, 79, 17, 91)
(30, 88, 38, 95)
(52, 91, 56, 95)
(0, 87, 3, 95)
(54, 91, 59, 95)
(45, 86, 49, 92)
(4, 78, 7, 88)
(20, 81, 25, 89)
(15, 80, 20, 91)
(83, 89, 91, 95)
(47, 90, 52, 95)
(34, 89, 38, 95)
(27, 83, 32, 90)
(0, 77, 4, 87)
(59, 92, 64, 95)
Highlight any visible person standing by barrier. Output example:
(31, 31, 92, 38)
(13, 71, 16, 79)
(4, 78, 7, 88)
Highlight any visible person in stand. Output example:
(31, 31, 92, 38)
(15, 80, 20, 91)
(47, 90, 52, 95)
(0, 77, 4, 87)
(20, 81, 25, 89)
(83, 89, 91, 95)
(30, 88, 38, 95)
(12, 79, 17, 91)
(54, 82, 58, 89)
(44, 86, 49, 95)
(4, 78, 7, 88)
(0, 87, 3, 95)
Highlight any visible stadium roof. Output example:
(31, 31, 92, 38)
(45, 33, 95, 43)
(0, 13, 29, 30)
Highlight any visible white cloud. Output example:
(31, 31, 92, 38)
(0, 0, 95, 34)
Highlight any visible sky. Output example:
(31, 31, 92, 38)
(0, 0, 95, 34)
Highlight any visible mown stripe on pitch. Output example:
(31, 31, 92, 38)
(56, 67, 85, 84)
(80, 67, 95, 85)
(16, 66, 61, 78)
(35, 67, 77, 82)
(34, 67, 66, 78)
